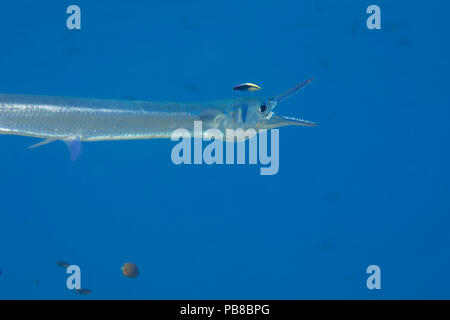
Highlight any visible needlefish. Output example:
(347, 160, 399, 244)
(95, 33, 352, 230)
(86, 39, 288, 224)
(0, 78, 316, 160)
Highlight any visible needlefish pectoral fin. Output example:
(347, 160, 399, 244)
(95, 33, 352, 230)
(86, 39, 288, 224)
(28, 138, 58, 149)
(64, 139, 83, 162)
(28, 137, 83, 161)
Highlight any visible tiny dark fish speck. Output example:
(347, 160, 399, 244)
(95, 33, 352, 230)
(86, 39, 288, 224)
(396, 35, 412, 47)
(178, 17, 198, 30)
(319, 241, 335, 252)
(56, 261, 70, 268)
(63, 47, 80, 56)
(122, 96, 137, 101)
(351, 17, 358, 38)
(184, 83, 200, 94)
(318, 56, 331, 69)
(324, 113, 337, 121)
(325, 192, 342, 202)
(75, 288, 92, 295)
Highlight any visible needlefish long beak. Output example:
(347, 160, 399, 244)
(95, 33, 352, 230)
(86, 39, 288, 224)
(266, 78, 317, 128)
(264, 114, 317, 128)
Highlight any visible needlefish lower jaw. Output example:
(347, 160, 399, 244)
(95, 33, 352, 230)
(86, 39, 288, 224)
(0, 78, 316, 160)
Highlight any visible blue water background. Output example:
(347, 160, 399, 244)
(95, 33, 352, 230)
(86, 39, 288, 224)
(0, 0, 449, 299)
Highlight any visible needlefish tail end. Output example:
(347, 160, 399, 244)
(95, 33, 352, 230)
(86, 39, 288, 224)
(28, 138, 83, 161)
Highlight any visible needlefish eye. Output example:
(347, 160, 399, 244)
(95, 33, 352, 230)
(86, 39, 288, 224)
(259, 104, 267, 113)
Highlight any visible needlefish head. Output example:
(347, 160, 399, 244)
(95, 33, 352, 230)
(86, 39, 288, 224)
(230, 78, 317, 130)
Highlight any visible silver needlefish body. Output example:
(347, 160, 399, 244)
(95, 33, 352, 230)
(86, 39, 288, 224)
(0, 79, 316, 159)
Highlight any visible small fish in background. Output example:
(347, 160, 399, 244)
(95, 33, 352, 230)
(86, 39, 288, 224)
(324, 112, 337, 121)
(184, 83, 201, 94)
(63, 47, 80, 56)
(233, 83, 262, 92)
(75, 288, 92, 295)
(121, 262, 140, 278)
(396, 34, 412, 47)
(351, 17, 359, 38)
(35, 280, 39, 286)
(0, 269, 2, 277)
(122, 96, 137, 101)
(378, 20, 412, 47)
(56, 261, 70, 268)
(178, 16, 198, 31)
(383, 22, 402, 33)
(318, 56, 331, 69)
(313, 0, 327, 12)
(325, 191, 342, 202)
(319, 241, 335, 253)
